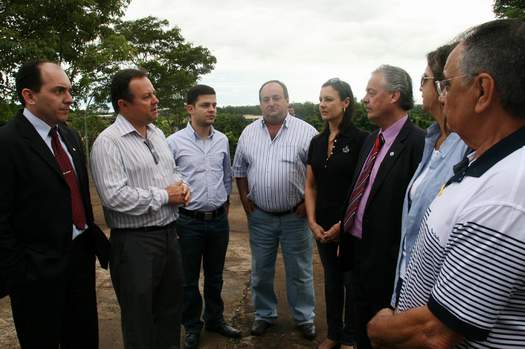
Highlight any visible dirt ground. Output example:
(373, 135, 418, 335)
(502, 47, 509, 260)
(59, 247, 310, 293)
(0, 183, 328, 348)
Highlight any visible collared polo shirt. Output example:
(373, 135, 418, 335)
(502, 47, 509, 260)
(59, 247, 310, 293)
(397, 126, 525, 348)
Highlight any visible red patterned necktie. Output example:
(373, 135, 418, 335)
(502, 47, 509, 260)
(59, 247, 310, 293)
(343, 133, 384, 238)
(50, 127, 86, 230)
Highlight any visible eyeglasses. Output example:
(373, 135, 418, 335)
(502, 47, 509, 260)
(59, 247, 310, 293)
(420, 74, 434, 88)
(435, 74, 467, 96)
(144, 139, 159, 165)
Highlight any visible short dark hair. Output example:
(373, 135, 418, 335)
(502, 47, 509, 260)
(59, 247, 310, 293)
(15, 60, 53, 106)
(110, 69, 148, 112)
(374, 65, 414, 111)
(427, 42, 458, 83)
(186, 84, 216, 105)
(459, 19, 525, 119)
(259, 80, 289, 102)
(321, 78, 355, 132)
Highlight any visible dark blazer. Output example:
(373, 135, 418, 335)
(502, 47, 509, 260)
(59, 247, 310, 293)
(339, 118, 424, 309)
(0, 110, 109, 297)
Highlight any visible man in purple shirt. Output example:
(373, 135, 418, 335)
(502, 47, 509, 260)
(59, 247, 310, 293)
(339, 65, 424, 349)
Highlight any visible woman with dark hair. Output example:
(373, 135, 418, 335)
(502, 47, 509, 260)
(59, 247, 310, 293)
(305, 78, 368, 349)
(391, 43, 469, 306)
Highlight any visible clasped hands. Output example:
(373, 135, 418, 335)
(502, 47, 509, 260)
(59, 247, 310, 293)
(309, 221, 340, 243)
(166, 180, 191, 206)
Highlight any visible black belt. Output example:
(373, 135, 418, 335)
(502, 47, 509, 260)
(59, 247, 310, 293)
(112, 221, 177, 233)
(257, 200, 304, 217)
(179, 205, 225, 221)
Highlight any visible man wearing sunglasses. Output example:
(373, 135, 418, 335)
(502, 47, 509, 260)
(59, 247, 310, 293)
(91, 69, 190, 349)
(368, 19, 525, 349)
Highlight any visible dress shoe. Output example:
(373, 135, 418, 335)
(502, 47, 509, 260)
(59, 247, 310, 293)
(250, 320, 272, 336)
(298, 323, 316, 340)
(184, 331, 200, 349)
(205, 322, 242, 338)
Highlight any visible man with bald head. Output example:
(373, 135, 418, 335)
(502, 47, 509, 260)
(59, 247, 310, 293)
(0, 61, 109, 348)
(368, 19, 525, 349)
(233, 80, 318, 339)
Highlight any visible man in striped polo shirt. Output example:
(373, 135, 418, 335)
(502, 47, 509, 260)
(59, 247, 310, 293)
(91, 69, 190, 349)
(367, 19, 525, 349)
(233, 80, 318, 339)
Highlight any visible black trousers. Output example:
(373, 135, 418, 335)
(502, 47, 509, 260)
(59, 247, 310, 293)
(110, 225, 184, 349)
(350, 269, 392, 349)
(316, 240, 354, 345)
(176, 211, 229, 333)
(10, 230, 99, 349)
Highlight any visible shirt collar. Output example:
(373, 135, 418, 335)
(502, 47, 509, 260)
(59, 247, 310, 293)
(260, 113, 291, 128)
(426, 122, 463, 158)
(185, 122, 215, 140)
(380, 115, 407, 144)
(115, 114, 156, 137)
(23, 108, 53, 140)
(446, 125, 525, 186)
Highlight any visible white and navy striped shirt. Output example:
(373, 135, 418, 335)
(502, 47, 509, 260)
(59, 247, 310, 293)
(91, 115, 183, 229)
(232, 115, 317, 212)
(397, 139, 525, 348)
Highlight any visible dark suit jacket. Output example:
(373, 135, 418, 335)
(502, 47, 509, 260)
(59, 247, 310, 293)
(339, 118, 424, 309)
(0, 110, 109, 297)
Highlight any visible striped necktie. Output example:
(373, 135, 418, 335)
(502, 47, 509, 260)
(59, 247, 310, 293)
(50, 127, 86, 230)
(343, 133, 384, 238)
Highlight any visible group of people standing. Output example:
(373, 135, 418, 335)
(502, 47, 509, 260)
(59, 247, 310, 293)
(1, 18, 524, 349)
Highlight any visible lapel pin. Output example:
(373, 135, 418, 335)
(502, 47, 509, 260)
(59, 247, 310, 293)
(72, 147, 76, 151)
(342, 146, 350, 153)
(389, 151, 395, 156)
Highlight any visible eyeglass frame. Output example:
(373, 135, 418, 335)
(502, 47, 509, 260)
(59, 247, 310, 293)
(435, 74, 468, 96)
(420, 74, 434, 88)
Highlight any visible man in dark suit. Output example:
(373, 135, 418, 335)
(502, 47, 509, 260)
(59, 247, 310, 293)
(339, 65, 424, 349)
(0, 60, 109, 348)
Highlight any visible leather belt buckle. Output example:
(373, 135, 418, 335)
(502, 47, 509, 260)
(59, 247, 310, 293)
(203, 212, 214, 221)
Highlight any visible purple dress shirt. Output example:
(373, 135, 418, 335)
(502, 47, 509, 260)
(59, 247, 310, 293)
(350, 115, 408, 237)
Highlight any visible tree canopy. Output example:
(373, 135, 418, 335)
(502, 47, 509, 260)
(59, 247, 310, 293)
(0, 1, 216, 118)
(493, 0, 525, 19)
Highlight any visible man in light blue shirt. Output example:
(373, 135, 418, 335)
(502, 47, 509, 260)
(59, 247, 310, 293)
(233, 80, 318, 339)
(167, 85, 240, 349)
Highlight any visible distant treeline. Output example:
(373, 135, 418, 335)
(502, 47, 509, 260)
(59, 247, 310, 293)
(0, 101, 433, 156)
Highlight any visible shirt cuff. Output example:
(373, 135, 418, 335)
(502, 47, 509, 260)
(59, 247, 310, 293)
(428, 295, 489, 341)
(160, 189, 169, 205)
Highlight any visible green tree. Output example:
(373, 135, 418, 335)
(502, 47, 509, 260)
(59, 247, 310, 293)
(115, 17, 217, 114)
(493, 0, 525, 19)
(0, 0, 130, 103)
(214, 111, 250, 155)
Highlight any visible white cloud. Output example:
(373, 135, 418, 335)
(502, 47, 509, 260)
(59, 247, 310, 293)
(125, 0, 495, 106)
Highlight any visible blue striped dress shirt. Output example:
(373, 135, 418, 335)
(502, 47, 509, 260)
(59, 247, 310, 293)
(166, 123, 232, 211)
(232, 115, 318, 212)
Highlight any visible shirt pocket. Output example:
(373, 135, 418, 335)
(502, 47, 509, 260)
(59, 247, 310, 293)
(207, 153, 225, 172)
(281, 144, 300, 164)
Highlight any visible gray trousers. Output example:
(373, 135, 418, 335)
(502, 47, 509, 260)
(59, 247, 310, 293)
(110, 224, 183, 349)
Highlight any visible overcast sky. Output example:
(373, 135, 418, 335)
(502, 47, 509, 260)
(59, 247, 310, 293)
(125, 0, 495, 106)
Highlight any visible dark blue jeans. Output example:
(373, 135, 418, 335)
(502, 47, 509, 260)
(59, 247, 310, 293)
(176, 211, 229, 334)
